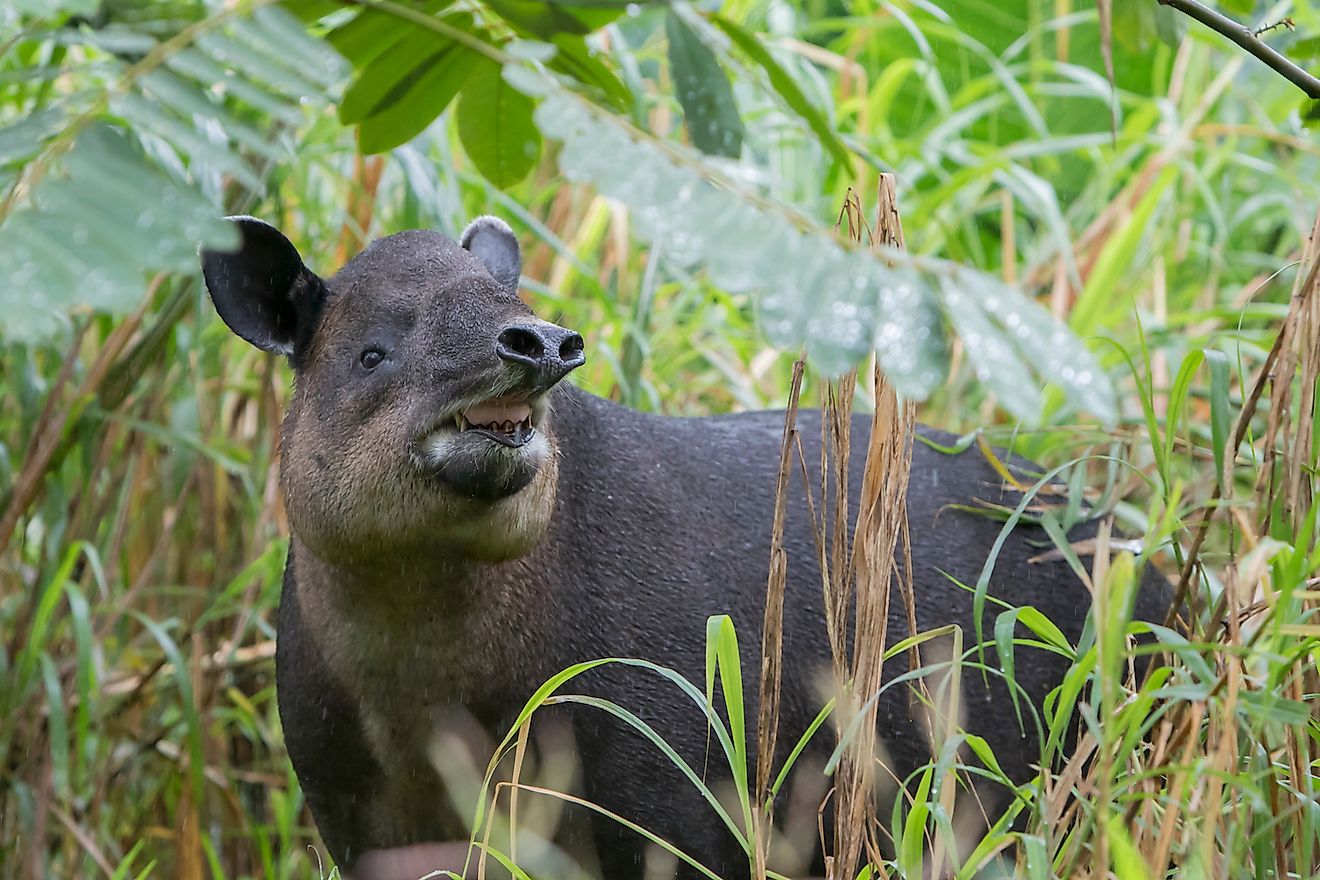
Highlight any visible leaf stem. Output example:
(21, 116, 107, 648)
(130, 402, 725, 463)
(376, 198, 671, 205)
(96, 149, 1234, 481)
(1156, 0, 1320, 99)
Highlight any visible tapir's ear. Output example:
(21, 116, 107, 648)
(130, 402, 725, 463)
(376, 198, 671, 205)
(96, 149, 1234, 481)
(460, 215, 521, 291)
(200, 216, 324, 357)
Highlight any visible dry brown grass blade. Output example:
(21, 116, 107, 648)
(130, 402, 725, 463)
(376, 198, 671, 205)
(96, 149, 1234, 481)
(1260, 210, 1320, 533)
(825, 189, 865, 880)
(1253, 209, 1320, 877)
(335, 153, 386, 267)
(826, 177, 916, 880)
(0, 276, 162, 557)
(754, 357, 805, 880)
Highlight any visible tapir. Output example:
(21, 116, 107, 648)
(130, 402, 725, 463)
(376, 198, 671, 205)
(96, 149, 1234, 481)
(201, 215, 1168, 880)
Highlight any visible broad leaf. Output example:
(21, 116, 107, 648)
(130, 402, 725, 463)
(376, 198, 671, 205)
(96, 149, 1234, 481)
(665, 9, 744, 159)
(457, 64, 542, 187)
(339, 13, 478, 125)
(341, 14, 487, 153)
(0, 126, 237, 340)
(327, 0, 455, 68)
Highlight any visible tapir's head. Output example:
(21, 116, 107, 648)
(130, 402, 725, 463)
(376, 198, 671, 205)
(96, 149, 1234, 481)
(201, 216, 584, 566)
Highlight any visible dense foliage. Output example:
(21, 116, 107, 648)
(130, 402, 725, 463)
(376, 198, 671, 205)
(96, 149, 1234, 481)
(1, 0, 1318, 878)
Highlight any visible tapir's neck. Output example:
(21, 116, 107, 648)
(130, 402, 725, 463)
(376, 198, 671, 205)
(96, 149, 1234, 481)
(288, 535, 559, 707)
(294, 535, 552, 621)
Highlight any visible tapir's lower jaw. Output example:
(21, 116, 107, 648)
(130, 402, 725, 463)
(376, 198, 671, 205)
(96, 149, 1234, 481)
(416, 426, 550, 502)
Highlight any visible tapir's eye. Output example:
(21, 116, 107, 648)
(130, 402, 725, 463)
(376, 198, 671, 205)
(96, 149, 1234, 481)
(359, 348, 385, 370)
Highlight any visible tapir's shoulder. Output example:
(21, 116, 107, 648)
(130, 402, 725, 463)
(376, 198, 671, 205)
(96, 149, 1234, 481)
(552, 384, 1047, 513)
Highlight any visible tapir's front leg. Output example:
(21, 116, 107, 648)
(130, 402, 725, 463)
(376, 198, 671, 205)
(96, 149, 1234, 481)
(276, 565, 473, 878)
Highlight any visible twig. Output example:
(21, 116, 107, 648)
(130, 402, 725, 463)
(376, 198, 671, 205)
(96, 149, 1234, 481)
(1157, 0, 1320, 99)
(1253, 17, 1295, 38)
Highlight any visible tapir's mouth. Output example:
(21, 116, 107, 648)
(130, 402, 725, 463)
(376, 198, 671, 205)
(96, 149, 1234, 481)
(454, 395, 536, 448)
(414, 389, 552, 499)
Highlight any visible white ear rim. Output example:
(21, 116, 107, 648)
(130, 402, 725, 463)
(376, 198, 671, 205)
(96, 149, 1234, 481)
(460, 214, 515, 248)
(459, 215, 522, 291)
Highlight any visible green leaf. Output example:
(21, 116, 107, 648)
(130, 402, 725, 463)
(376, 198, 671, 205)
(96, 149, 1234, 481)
(899, 766, 933, 875)
(1152, 4, 1187, 49)
(278, 0, 343, 23)
(665, 9, 744, 158)
(549, 34, 632, 112)
(0, 125, 237, 341)
(711, 14, 849, 168)
(1107, 814, 1153, 880)
(535, 90, 1105, 412)
(938, 279, 1043, 422)
(1070, 164, 1177, 335)
(456, 63, 542, 186)
(344, 16, 486, 154)
(994, 608, 1026, 728)
(339, 13, 477, 125)
(1290, 36, 1320, 62)
(0, 108, 64, 167)
(1163, 349, 1205, 492)
(554, 694, 749, 848)
(484, 0, 627, 38)
(327, 0, 455, 68)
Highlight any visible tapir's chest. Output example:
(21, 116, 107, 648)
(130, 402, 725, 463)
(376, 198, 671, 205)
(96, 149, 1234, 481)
(334, 606, 484, 750)
(294, 571, 553, 776)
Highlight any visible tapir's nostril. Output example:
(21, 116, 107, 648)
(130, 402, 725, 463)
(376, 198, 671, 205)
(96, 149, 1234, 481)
(495, 323, 586, 391)
(497, 326, 545, 361)
(559, 332, 585, 363)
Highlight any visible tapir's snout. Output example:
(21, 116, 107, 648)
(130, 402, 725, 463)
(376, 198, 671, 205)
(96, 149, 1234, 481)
(496, 321, 586, 392)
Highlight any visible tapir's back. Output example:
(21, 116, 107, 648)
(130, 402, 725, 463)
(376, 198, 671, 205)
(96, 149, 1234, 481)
(544, 385, 1165, 877)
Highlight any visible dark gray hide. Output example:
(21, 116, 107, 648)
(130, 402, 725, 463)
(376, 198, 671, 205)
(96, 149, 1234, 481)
(201, 216, 1169, 880)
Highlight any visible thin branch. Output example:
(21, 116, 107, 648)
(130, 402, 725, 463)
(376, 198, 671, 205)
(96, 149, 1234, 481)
(1158, 0, 1320, 99)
